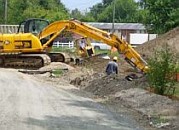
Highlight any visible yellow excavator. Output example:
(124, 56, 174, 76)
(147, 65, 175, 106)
(0, 18, 148, 73)
(0, 18, 71, 68)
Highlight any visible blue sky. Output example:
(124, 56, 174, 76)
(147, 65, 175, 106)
(61, 0, 102, 11)
(61, 0, 139, 12)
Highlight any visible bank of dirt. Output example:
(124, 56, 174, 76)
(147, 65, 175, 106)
(136, 27, 179, 60)
(33, 27, 179, 130)
(66, 27, 179, 130)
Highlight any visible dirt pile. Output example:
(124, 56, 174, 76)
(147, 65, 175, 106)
(71, 73, 148, 97)
(136, 27, 179, 59)
(36, 27, 179, 129)
(114, 88, 179, 129)
(39, 62, 75, 71)
(68, 27, 179, 129)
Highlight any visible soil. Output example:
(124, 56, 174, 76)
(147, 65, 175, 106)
(60, 27, 179, 130)
(37, 55, 178, 129)
(136, 27, 179, 60)
(6, 27, 178, 130)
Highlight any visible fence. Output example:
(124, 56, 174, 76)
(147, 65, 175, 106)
(53, 41, 74, 48)
(0, 25, 19, 33)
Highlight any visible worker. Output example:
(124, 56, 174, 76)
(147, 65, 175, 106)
(79, 38, 86, 51)
(105, 56, 118, 75)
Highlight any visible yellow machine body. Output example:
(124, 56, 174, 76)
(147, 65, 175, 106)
(0, 33, 43, 53)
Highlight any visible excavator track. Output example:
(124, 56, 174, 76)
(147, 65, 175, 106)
(48, 52, 72, 63)
(0, 53, 51, 69)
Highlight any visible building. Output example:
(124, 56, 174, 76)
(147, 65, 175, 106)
(86, 22, 147, 43)
(0, 22, 150, 46)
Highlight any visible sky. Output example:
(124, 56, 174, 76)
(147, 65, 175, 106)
(61, 0, 102, 12)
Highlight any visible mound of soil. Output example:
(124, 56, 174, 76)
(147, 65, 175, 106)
(136, 27, 179, 59)
(68, 27, 179, 129)
(39, 62, 75, 71)
(71, 73, 148, 97)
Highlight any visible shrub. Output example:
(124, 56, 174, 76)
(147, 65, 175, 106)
(146, 46, 178, 95)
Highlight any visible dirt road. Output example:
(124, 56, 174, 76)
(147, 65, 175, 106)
(0, 69, 144, 130)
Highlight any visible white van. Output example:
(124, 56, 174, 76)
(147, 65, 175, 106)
(91, 41, 111, 50)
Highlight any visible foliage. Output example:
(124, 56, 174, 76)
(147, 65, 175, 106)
(70, 8, 95, 22)
(146, 45, 178, 95)
(52, 46, 75, 54)
(103, 0, 113, 6)
(52, 69, 64, 76)
(0, 0, 5, 23)
(0, 0, 70, 24)
(1, 0, 178, 34)
(88, 0, 178, 33)
(89, 3, 104, 20)
(138, 0, 179, 34)
(91, 0, 139, 23)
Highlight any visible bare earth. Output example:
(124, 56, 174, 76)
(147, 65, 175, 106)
(0, 68, 145, 130)
(0, 27, 179, 130)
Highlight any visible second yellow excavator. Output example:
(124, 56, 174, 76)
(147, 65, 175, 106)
(0, 18, 148, 73)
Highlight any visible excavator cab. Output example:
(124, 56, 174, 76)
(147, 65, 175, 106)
(17, 18, 49, 35)
(17, 18, 52, 46)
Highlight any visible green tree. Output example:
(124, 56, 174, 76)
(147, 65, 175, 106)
(139, 0, 179, 34)
(71, 8, 83, 20)
(70, 8, 95, 22)
(1, 0, 69, 24)
(0, 0, 5, 23)
(89, 3, 104, 20)
(97, 0, 138, 23)
(103, 0, 113, 7)
(147, 46, 177, 95)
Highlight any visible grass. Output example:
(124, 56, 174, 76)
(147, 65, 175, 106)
(94, 49, 110, 55)
(52, 69, 64, 76)
(52, 47, 116, 57)
(174, 82, 179, 96)
(52, 47, 75, 54)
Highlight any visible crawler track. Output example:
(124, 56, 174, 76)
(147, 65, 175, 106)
(0, 53, 51, 69)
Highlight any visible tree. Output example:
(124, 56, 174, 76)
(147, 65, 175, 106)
(89, 3, 104, 20)
(139, 0, 179, 34)
(0, 0, 5, 23)
(97, 0, 138, 23)
(71, 8, 83, 20)
(103, 0, 113, 7)
(1, 0, 70, 24)
(147, 45, 177, 95)
(70, 8, 95, 22)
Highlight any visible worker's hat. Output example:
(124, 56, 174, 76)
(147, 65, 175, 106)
(113, 56, 118, 61)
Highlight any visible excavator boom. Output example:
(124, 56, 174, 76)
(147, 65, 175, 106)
(0, 18, 148, 71)
(39, 19, 148, 73)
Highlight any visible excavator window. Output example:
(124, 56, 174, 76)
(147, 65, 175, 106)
(17, 18, 49, 35)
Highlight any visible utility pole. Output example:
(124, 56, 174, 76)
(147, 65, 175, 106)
(4, 0, 8, 24)
(112, 0, 116, 34)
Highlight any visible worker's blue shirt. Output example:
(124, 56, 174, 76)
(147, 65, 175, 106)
(106, 61, 118, 75)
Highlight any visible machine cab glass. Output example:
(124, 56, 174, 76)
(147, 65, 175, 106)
(17, 18, 49, 36)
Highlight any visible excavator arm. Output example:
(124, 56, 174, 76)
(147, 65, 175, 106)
(39, 19, 148, 73)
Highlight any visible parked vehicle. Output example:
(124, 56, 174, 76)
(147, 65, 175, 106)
(91, 41, 111, 50)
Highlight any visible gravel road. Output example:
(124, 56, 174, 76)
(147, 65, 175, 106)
(0, 69, 144, 130)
